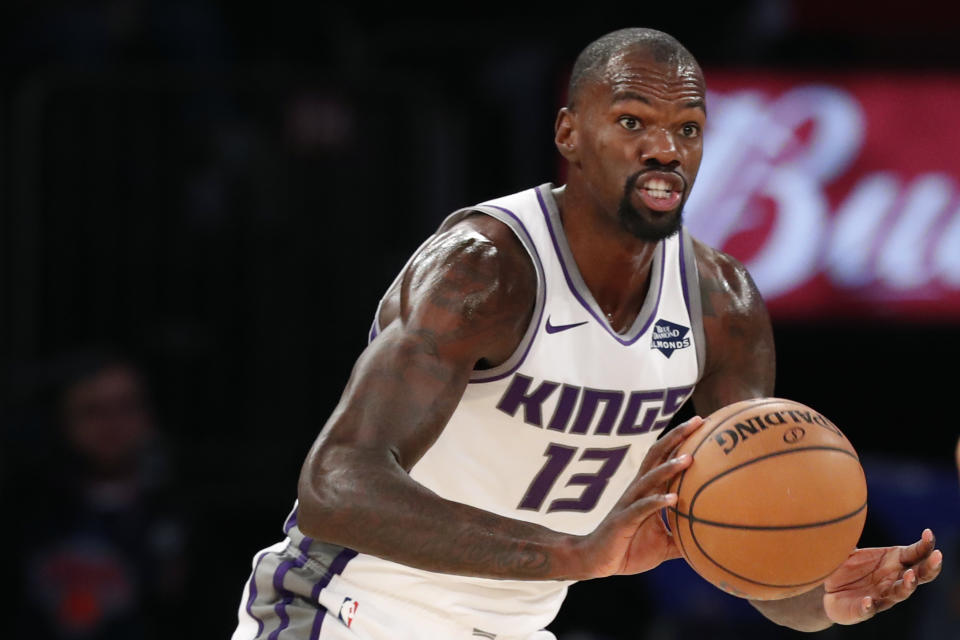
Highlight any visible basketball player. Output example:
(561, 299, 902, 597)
(233, 28, 942, 639)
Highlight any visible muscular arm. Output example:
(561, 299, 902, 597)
(689, 239, 832, 632)
(297, 214, 584, 580)
(691, 240, 943, 632)
(690, 239, 775, 416)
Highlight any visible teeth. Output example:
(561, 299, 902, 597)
(647, 189, 670, 198)
(643, 178, 673, 193)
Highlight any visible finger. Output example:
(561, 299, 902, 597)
(899, 529, 936, 566)
(672, 414, 705, 440)
(621, 454, 693, 504)
(830, 593, 877, 624)
(616, 492, 678, 529)
(641, 416, 703, 472)
(915, 549, 943, 584)
(881, 568, 919, 608)
(661, 535, 683, 561)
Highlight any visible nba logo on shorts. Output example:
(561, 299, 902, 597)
(338, 597, 359, 627)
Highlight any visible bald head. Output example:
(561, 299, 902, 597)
(567, 28, 702, 108)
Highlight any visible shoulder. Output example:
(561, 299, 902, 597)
(690, 235, 765, 321)
(378, 212, 538, 366)
(687, 234, 776, 407)
(414, 213, 536, 293)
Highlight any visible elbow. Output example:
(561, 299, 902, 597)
(296, 442, 395, 543)
(749, 593, 833, 633)
(296, 451, 341, 540)
(774, 620, 833, 633)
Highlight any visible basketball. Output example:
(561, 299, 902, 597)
(666, 397, 868, 601)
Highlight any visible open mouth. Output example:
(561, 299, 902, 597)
(635, 172, 684, 212)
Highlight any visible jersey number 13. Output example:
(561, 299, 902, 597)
(518, 444, 629, 513)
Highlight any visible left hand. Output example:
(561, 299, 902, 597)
(823, 528, 943, 625)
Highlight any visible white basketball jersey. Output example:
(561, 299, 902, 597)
(288, 183, 705, 636)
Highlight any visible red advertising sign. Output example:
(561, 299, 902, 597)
(685, 71, 960, 320)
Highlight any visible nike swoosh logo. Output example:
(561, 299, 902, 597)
(545, 317, 589, 334)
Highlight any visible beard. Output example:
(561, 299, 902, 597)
(617, 170, 685, 241)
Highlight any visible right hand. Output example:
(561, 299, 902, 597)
(572, 415, 703, 579)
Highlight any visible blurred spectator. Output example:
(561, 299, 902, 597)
(0, 349, 188, 640)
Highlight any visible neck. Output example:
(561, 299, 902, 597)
(553, 183, 661, 332)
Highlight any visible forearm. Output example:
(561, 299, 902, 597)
(298, 445, 583, 581)
(750, 586, 832, 632)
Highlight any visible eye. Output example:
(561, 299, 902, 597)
(618, 116, 642, 131)
(681, 123, 701, 138)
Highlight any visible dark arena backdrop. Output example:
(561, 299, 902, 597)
(0, 2, 957, 639)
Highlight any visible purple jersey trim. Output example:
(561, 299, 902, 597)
(679, 227, 690, 314)
(536, 185, 664, 346)
(245, 548, 273, 637)
(307, 548, 359, 639)
(467, 203, 547, 384)
(309, 607, 327, 640)
(324, 548, 359, 584)
(268, 536, 315, 640)
(364, 197, 545, 380)
(679, 228, 706, 381)
(309, 581, 326, 640)
(635, 251, 665, 339)
(283, 507, 298, 535)
(269, 593, 293, 638)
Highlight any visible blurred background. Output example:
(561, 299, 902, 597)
(0, 1, 958, 638)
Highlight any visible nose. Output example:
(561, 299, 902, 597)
(640, 127, 680, 168)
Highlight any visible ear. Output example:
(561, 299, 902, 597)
(554, 107, 578, 163)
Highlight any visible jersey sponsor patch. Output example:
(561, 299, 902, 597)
(650, 319, 691, 358)
(338, 597, 359, 627)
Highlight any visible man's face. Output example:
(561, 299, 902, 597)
(564, 48, 706, 240)
(64, 365, 153, 473)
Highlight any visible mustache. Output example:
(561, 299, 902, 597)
(624, 171, 644, 192)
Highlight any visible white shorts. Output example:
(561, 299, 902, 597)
(231, 539, 558, 640)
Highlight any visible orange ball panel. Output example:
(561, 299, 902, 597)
(688, 449, 867, 528)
